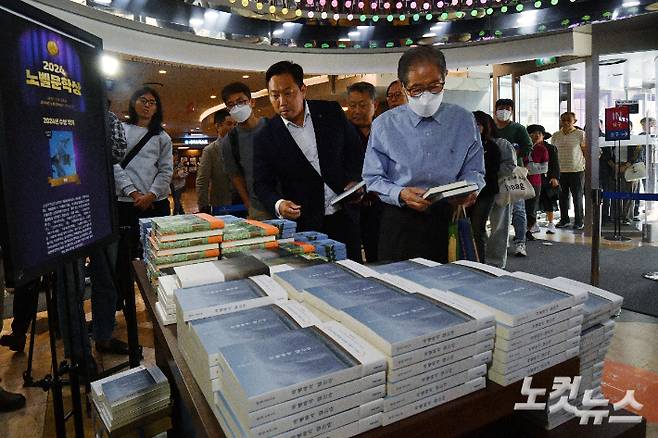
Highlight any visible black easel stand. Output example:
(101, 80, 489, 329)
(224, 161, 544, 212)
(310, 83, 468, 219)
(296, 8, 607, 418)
(23, 276, 57, 390)
(605, 140, 631, 241)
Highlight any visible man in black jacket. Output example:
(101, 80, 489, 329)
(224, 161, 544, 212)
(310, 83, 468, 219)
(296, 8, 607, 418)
(254, 61, 364, 262)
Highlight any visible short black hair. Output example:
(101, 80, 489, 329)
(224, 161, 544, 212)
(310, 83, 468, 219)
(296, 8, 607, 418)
(397, 46, 447, 86)
(495, 98, 514, 110)
(386, 80, 401, 96)
(221, 82, 252, 103)
(265, 61, 304, 89)
(347, 81, 376, 101)
(214, 108, 231, 125)
(128, 86, 164, 133)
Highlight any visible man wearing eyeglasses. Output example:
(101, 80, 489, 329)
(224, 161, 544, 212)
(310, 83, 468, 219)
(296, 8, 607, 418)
(253, 61, 364, 262)
(362, 46, 485, 263)
(220, 82, 271, 220)
(385, 80, 408, 110)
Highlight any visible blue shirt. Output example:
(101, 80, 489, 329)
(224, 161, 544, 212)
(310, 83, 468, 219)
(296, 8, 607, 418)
(362, 103, 485, 207)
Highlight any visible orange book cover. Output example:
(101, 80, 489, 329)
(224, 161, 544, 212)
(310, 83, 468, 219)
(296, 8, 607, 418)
(245, 219, 279, 236)
(195, 213, 225, 229)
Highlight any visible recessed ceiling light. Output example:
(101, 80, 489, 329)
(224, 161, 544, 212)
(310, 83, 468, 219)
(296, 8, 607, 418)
(100, 54, 119, 77)
(622, 1, 640, 6)
(124, 115, 129, 119)
(272, 29, 284, 36)
(210, 95, 217, 99)
(422, 32, 436, 38)
(158, 69, 167, 74)
(162, 123, 167, 127)
(242, 75, 250, 79)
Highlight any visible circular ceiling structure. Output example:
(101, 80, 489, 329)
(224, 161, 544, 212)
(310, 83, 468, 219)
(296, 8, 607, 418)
(81, 0, 655, 50)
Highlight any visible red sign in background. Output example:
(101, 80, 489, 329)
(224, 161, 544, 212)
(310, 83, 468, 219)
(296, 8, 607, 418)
(605, 105, 630, 141)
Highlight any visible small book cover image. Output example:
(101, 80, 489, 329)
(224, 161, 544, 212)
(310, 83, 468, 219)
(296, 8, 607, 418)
(48, 130, 80, 187)
(153, 213, 224, 235)
(222, 220, 279, 241)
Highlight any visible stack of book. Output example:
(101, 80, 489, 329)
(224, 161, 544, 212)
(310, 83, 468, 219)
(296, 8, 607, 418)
(154, 274, 178, 325)
(302, 277, 494, 425)
(263, 219, 297, 241)
(209, 321, 387, 437)
(174, 275, 288, 326)
(90, 365, 170, 433)
(524, 278, 622, 430)
(446, 272, 586, 386)
(220, 219, 279, 255)
(293, 231, 328, 242)
(145, 214, 225, 282)
(277, 241, 317, 255)
(309, 239, 347, 262)
(224, 248, 327, 274)
(138, 218, 153, 260)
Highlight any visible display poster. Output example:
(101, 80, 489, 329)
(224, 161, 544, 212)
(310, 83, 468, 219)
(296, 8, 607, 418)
(0, 3, 115, 285)
(604, 106, 631, 142)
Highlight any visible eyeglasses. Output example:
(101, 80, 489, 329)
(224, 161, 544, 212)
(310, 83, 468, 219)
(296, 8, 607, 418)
(225, 98, 249, 110)
(347, 101, 373, 110)
(405, 81, 445, 98)
(386, 91, 403, 100)
(269, 88, 298, 101)
(137, 97, 157, 107)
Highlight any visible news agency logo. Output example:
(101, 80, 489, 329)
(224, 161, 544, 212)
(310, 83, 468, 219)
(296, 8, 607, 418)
(514, 376, 644, 425)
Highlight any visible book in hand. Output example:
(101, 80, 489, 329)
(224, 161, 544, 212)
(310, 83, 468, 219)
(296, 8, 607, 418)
(90, 365, 170, 431)
(174, 275, 287, 322)
(330, 180, 366, 206)
(422, 181, 478, 203)
(174, 255, 270, 288)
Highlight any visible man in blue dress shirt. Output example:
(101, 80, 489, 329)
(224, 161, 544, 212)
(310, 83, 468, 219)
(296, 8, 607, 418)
(362, 46, 485, 262)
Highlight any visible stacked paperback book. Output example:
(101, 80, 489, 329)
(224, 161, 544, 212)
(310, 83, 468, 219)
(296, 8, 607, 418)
(373, 261, 586, 387)
(90, 365, 170, 433)
(524, 277, 622, 430)
(309, 239, 347, 262)
(274, 266, 495, 426)
(177, 301, 387, 438)
(293, 231, 329, 242)
(146, 214, 224, 283)
(220, 218, 280, 255)
(263, 219, 297, 241)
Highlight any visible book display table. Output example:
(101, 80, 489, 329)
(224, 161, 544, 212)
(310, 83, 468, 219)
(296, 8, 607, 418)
(132, 261, 646, 438)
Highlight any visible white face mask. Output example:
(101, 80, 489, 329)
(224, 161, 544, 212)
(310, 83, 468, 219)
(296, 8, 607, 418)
(496, 109, 512, 122)
(229, 104, 252, 124)
(407, 91, 443, 118)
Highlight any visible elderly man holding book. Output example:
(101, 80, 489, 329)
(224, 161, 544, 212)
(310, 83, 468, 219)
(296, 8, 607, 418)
(362, 46, 485, 263)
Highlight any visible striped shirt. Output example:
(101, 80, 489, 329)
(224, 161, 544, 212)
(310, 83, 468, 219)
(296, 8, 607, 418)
(552, 128, 585, 173)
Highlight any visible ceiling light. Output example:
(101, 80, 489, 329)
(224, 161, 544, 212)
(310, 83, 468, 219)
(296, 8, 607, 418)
(348, 30, 361, 37)
(283, 22, 296, 27)
(94, 0, 111, 4)
(338, 37, 351, 41)
(124, 115, 129, 119)
(100, 54, 119, 77)
(242, 74, 250, 78)
(622, 1, 640, 6)
(210, 95, 217, 99)
(178, 146, 190, 150)
(158, 69, 167, 74)
(272, 29, 284, 36)
(162, 123, 167, 127)
(422, 32, 437, 37)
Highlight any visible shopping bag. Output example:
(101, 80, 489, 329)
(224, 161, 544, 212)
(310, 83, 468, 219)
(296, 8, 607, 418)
(624, 162, 647, 182)
(448, 207, 480, 262)
(495, 167, 536, 206)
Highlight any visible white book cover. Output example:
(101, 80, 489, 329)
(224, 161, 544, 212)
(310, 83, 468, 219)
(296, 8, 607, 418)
(321, 413, 383, 438)
(157, 275, 179, 297)
(249, 386, 383, 438)
(494, 325, 581, 363)
(409, 258, 441, 267)
(509, 272, 588, 305)
(386, 351, 491, 396)
(383, 364, 487, 413)
(154, 301, 176, 326)
(382, 377, 486, 426)
(451, 260, 508, 277)
(494, 315, 582, 351)
(389, 326, 494, 370)
(174, 256, 270, 288)
(551, 276, 623, 311)
(242, 372, 386, 429)
(490, 336, 580, 375)
(495, 306, 583, 340)
(487, 346, 580, 386)
(388, 339, 493, 383)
